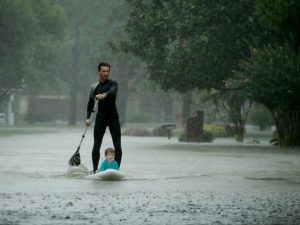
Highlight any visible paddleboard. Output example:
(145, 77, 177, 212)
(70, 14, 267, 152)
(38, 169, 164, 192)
(85, 169, 125, 181)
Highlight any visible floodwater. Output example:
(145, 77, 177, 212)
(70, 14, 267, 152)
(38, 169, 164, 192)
(0, 126, 300, 225)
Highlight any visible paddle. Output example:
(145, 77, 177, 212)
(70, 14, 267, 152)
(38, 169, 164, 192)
(68, 100, 98, 166)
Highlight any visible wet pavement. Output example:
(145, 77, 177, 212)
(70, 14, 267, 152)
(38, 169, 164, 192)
(0, 126, 300, 225)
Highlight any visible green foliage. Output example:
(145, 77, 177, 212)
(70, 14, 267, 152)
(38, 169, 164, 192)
(0, 0, 65, 104)
(122, 128, 152, 136)
(256, 0, 300, 46)
(59, 0, 133, 85)
(0, 0, 34, 98)
(202, 129, 214, 142)
(223, 0, 300, 147)
(204, 88, 251, 141)
(123, 0, 258, 92)
(204, 124, 227, 137)
(58, 0, 145, 124)
(235, 44, 300, 111)
(178, 127, 214, 142)
(233, 43, 300, 146)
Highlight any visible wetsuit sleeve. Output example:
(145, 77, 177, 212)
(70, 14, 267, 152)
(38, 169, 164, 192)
(87, 89, 95, 119)
(105, 81, 118, 98)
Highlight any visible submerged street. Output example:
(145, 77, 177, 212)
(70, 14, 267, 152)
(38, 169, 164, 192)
(0, 126, 300, 225)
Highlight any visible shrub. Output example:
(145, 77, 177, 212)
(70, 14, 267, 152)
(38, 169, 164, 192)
(178, 127, 214, 142)
(122, 128, 152, 136)
(178, 130, 186, 142)
(202, 129, 214, 142)
(204, 124, 227, 137)
(152, 126, 169, 137)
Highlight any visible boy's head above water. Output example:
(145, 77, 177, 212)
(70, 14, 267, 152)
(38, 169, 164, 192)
(104, 148, 115, 163)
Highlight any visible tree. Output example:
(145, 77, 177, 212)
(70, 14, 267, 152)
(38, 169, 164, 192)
(59, 0, 136, 125)
(123, 0, 259, 137)
(0, 0, 64, 105)
(233, 44, 300, 146)
(256, 0, 300, 48)
(228, 0, 300, 147)
(123, 0, 257, 91)
(207, 89, 252, 142)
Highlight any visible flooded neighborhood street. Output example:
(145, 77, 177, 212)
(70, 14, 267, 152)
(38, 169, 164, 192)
(0, 126, 300, 225)
(2, 1, 300, 224)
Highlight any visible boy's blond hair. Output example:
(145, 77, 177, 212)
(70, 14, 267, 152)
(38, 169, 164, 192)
(104, 148, 115, 156)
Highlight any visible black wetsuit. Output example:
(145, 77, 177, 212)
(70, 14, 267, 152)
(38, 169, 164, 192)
(87, 79, 122, 171)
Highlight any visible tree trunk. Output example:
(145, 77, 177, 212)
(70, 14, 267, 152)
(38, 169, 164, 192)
(226, 97, 250, 142)
(273, 108, 300, 147)
(68, 22, 80, 126)
(182, 91, 192, 123)
(232, 108, 245, 142)
(162, 93, 173, 122)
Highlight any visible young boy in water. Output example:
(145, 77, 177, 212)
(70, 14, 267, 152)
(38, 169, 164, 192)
(99, 148, 119, 172)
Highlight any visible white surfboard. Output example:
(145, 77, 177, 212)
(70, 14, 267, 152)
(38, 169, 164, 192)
(85, 169, 125, 181)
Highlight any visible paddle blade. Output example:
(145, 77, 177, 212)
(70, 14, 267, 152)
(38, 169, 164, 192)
(68, 149, 81, 166)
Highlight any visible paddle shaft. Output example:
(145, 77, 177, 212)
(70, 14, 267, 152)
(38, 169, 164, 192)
(69, 100, 98, 166)
(77, 100, 98, 151)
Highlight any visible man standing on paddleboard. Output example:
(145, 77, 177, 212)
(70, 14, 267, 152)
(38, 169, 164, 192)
(85, 62, 122, 174)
